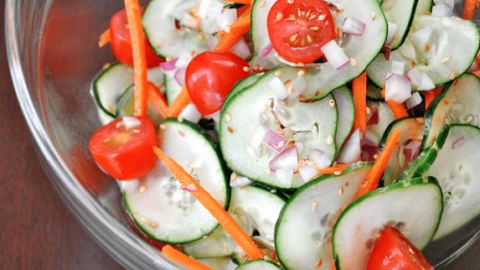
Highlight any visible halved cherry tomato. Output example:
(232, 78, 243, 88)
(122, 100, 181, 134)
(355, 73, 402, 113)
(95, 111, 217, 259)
(89, 116, 158, 180)
(110, 8, 165, 68)
(367, 227, 433, 270)
(185, 50, 250, 115)
(267, 0, 336, 63)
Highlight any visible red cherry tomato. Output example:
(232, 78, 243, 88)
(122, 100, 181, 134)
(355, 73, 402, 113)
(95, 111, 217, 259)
(267, 0, 336, 63)
(89, 116, 158, 180)
(367, 227, 433, 270)
(110, 8, 165, 68)
(185, 50, 250, 115)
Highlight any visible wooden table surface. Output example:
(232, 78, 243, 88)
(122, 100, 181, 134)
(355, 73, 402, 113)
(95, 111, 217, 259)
(0, 1, 123, 269)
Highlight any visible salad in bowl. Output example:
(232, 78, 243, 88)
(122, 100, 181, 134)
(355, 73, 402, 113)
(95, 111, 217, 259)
(87, 0, 480, 269)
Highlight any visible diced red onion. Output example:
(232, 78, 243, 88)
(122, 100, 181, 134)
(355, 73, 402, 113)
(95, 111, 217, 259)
(386, 21, 398, 45)
(230, 176, 253, 188)
(182, 183, 198, 192)
(269, 146, 298, 172)
(299, 165, 318, 182)
(307, 149, 331, 169)
(432, 4, 454, 17)
(382, 45, 392, 61)
(275, 168, 294, 188)
(362, 130, 379, 147)
(341, 17, 366, 36)
(386, 72, 394, 81)
(230, 37, 251, 60)
(269, 77, 289, 100)
(337, 128, 361, 164)
(398, 40, 416, 59)
(406, 68, 423, 86)
(179, 103, 203, 123)
(405, 92, 423, 110)
(321, 40, 350, 70)
(215, 8, 237, 30)
(198, 0, 211, 19)
(452, 136, 466, 149)
(175, 51, 194, 68)
(419, 73, 435, 91)
(410, 27, 432, 52)
(385, 74, 412, 103)
(174, 67, 186, 86)
(263, 129, 289, 152)
(250, 126, 268, 149)
(201, 18, 220, 34)
(160, 58, 178, 72)
(288, 76, 308, 100)
(259, 43, 274, 58)
(122, 116, 141, 130)
(392, 61, 405, 75)
(403, 140, 422, 164)
(207, 36, 221, 50)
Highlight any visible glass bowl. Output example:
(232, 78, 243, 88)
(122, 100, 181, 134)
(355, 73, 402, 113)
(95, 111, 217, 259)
(5, 0, 480, 269)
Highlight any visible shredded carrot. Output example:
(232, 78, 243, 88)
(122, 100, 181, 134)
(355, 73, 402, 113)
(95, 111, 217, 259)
(167, 86, 192, 117)
(381, 88, 409, 119)
(154, 148, 265, 260)
(423, 87, 442, 109)
(356, 129, 402, 199)
(352, 71, 368, 133)
(218, 15, 251, 37)
(463, 0, 479, 20)
(99, 29, 111, 47)
(473, 69, 480, 78)
(314, 163, 351, 175)
(236, 4, 251, 18)
(162, 245, 215, 270)
(124, 0, 148, 117)
(147, 81, 168, 119)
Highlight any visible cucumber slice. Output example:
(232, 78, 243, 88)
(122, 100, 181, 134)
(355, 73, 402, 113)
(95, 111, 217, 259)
(220, 67, 338, 189)
(236, 259, 282, 270)
(198, 257, 238, 269)
(423, 73, 480, 149)
(419, 125, 480, 240)
(366, 82, 384, 100)
(332, 176, 443, 270)
(366, 100, 395, 140)
(250, 0, 387, 99)
(275, 163, 373, 270)
(91, 63, 165, 125)
(115, 84, 164, 126)
(124, 119, 229, 244)
(332, 86, 355, 157)
(414, 0, 433, 17)
(223, 73, 261, 108)
(382, 0, 418, 49)
(380, 117, 425, 186)
(143, 0, 206, 58)
(368, 16, 480, 89)
(165, 71, 183, 105)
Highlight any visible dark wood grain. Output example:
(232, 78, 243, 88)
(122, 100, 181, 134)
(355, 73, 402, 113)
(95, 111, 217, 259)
(0, 0, 124, 269)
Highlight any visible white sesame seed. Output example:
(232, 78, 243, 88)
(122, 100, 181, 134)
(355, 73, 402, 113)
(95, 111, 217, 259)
(259, 1, 266, 7)
(132, 129, 140, 133)
(166, 55, 172, 62)
(287, 0, 293, 3)
(275, 70, 283, 77)
(225, 26, 231, 33)
(312, 202, 318, 212)
(366, 107, 371, 115)
(288, 85, 295, 94)
(329, 99, 335, 108)
(225, 113, 231, 121)
(449, 70, 457, 80)
(467, 116, 473, 124)
(350, 57, 357, 66)
(243, 66, 250, 72)
(298, 69, 306, 76)
(187, 160, 195, 168)
(178, 117, 184, 122)
(327, 135, 334, 145)
(230, 172, 238, 182)
(267, 166, 272, 175)
(150, 222, 159, 228)
(140, 216, 149, 223)
(261, 104, 268, 114)
(334, 171, 342, 176)
(306, 160, 314, 166)
(257, 72, 265, 77)
(278, 141, 285, 149)
(373, 154, 379, 160)
(339, 188, 344, 195)
(371, 11, 376, 20)
(139, 185, 146, 193)
(116, 122, 122, 128)
(442, 56, 451, 64)
(298, 62, 305, 67)
(160, 124, 166, 130)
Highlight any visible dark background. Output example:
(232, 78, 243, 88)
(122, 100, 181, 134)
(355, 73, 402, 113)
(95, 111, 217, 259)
(0, 0, 123, 268)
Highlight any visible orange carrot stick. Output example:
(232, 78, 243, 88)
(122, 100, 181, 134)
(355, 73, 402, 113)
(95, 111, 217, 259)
(463, 0, 479, 20)
(423, 87, 442, 109)
(167, 86, 192, 117)
(227, 0, 251, 4)
(356, 128, 402, 199)
(124, 0, 148, 117)
(162, 245, 215, 270)
(217, 15, 251, 37)
(473, 69, 480, 78)
(154, 148, 265, 260)
(147, 81, 168, 119)
(381, 88, 409, 119)
(236, 4, 251, 18)
(99, 29, 111, 47)
(352, 71, 368, 133)
(215, 7, 251, 52)
(314, 163, 351, 175)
